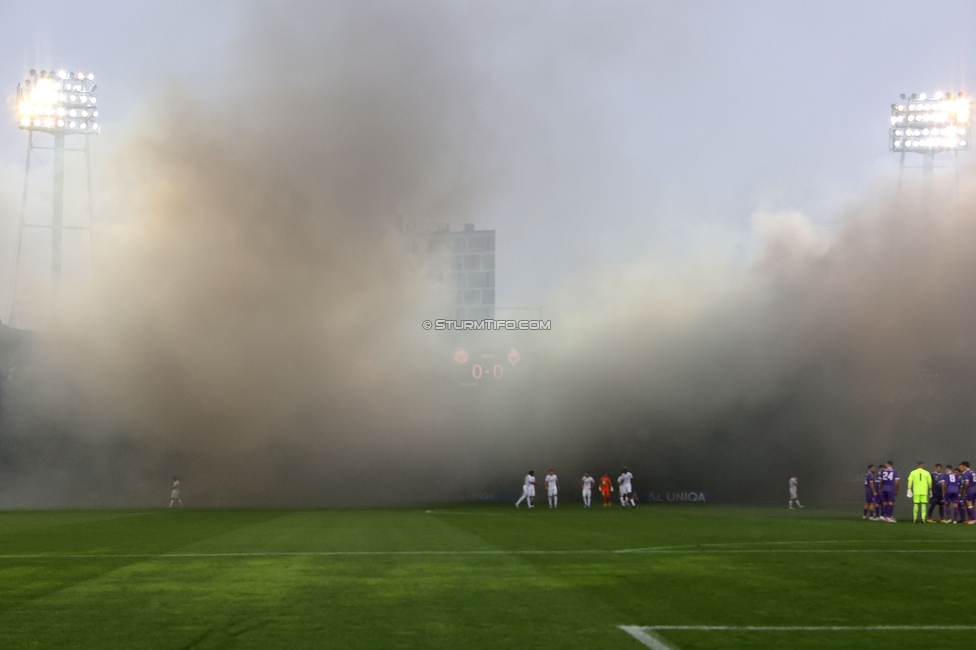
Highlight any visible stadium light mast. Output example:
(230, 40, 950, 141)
(7, 69, 99, 327)
(890, 91, 972, 194)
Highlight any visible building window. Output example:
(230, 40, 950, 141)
(482, 254, 494, 270)
(464, 254, 481, 270)
(468, 236, 489, 253)
(467, 271, 488, 288)
(468, 306, 490, 321)
(463, 289, 481, 305)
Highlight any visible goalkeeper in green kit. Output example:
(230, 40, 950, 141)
(907, 461, 932, 523)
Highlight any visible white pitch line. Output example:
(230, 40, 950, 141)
(620, 624, 976, 648)
(619, 626, 676, 650)
(3, 548, 976, 560)
(4, 539, 976, 560)
(638, 625, 976, 631)
(616, 538, 976, 552)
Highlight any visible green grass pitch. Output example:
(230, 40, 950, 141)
(1, 503, 975, 649)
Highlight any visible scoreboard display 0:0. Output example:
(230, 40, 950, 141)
(471, 363, 504, 380)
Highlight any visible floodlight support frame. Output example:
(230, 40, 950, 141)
(52, 132, 64, 296)
(896, 143, 959, 200)
(6, 129, 95, 327)
(8, 131, 34, 324)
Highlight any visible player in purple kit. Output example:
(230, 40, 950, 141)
(944, 466, 961, 523)
(879, 461, 899, 522)
(961, 462, 976, 524)
(926, 463, 945, 523)
(873, 467, 883, 520)
(864, 465, 878, 520)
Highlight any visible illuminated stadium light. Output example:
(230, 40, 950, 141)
(7, 67, 100, 326)
(15, 69, 100, 134)
(890, 92, 971, 152)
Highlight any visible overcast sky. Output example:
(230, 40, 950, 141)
(0, 0, 974, 310)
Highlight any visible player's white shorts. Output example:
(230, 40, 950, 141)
(171, 490, 180, 499)
(622, 484, 632, 495)
(527, 486, 536, 497)
(582, 488, 591, 496)
(790, 489, 797, 498)
(548, 488, 558, 496)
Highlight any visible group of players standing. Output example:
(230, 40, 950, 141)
(515, 468, 639, 509)
(864, 461, 976, 523)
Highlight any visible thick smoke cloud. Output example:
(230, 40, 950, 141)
(1, 1, 975, 506)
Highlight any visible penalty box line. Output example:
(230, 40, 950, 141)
(620, 625, 976, 650)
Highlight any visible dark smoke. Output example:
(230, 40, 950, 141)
(2, 2, 976, 506)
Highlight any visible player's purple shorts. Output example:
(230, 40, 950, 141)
(881, 489, 895, 502)
(865, 489, 875, 502)
(966, 489, 976, 502)
(946, 491, 960, 504)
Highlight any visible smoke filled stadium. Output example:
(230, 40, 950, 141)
(1, 1, 976, 648)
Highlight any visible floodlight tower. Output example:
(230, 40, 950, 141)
(890, 91, 972, 193)
(7, 69, 100, 326)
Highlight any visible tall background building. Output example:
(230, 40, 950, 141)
(408, 223, 495, 320)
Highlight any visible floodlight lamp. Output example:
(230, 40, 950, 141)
(15, 68, 100, 134)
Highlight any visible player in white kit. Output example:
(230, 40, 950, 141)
(169, 476, 184, 508)
(581, 472, 595, 508)
(545, 469, 559, 508)
(515, 471, 536, 508)
(789, 476, 803, 509)
(618, 467, 636, 508)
